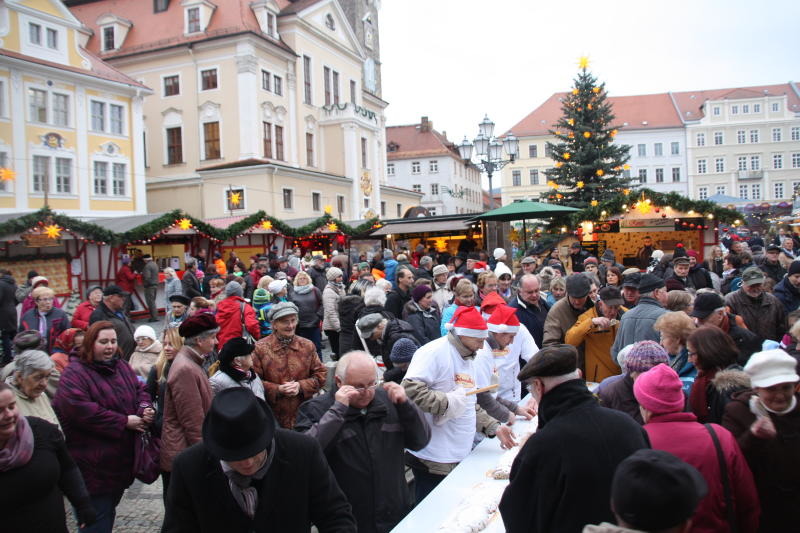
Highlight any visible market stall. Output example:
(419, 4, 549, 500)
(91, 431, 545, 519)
(370, 214, 484, 256)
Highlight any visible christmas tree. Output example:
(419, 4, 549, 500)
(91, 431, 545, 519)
(544, 57, 632, 208)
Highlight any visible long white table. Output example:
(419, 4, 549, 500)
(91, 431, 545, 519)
(392, 412, 538, 533)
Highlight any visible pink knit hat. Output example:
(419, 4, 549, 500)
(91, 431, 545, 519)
(633, 364, 684, 415)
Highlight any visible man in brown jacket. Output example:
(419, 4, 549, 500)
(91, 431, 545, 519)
(160, 313, 218, 492)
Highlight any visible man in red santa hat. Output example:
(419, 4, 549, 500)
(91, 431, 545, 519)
(474, 305, 539, 425)
(402, 305, 515, 503)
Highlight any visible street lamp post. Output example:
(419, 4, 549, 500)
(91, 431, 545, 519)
(457, 115, 519, 210)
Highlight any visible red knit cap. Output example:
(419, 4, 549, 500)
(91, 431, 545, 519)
(487, 305, 520, 334)
(445, 306, 488, 338)
(633, 364, 684, 415)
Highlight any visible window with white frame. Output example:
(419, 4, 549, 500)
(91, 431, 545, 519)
(638, 169, 647, 183)
(792, 153, 800, 169)
(112, 163, 126, 195)
(261, 70, 270, 91)
(312, 192, 321, 212)
(672, 167, 680, 182)
(396, 203, 402, 217)
(737, 156, 747, 171)
(512, 170, 521, 186)
(712, 106, 720, 116)
(163, 75, 180, 96)
(750, 129, 760, 143)
(772, 128, 782, 142)
(773, 154, 783, 169)
(109, 104, 124, 135)
(529, 144, 538, 158)
(695, 133, 705, 147)
(743, 104, 750, 114)
(739, 185, 748, 199)
(655, 168, 664, 182)
(282, 188, 293, 209)
(772, 102, 780, 112)
(428, 160, 439, 173)
(337, 195, 346, 217)
(53, 93, 69, 127)
(203, 122, 220, 160)
(698, 187, 708, 200)
(428, 207, 437, 216)
(716, 185, 726, 195)
(671, 142, 680, 155)
(200, 68, 218, 91)
(775, 182, 785, 199)
(186, 7, 201, 33)
(411, 161, 420, 174)
(55, 157, 71, 193)
(380, 201, 386, 217)
(226, 188, 246, 211)
(713, 132, 723, 145)
(752, 184, 761, 199)
(273, 76, 282, 96)
(28, 88, 47, 123)
(32, 155, 49, 193)
(731, 105, 739, 114)
(431, 183, 439, 195)
(530, 169, 539, 185)
(750, 155, 761, 170)
(166, 127, 183, 164)
(697, 159, 707, 174)
(754, 104, 761, 113)
(793, 127, 800, 141)
(412, 184, 421, 193)
(29, 23, 41, 45)
(102, 26, 115, 51)
(737, 130, 746, 144)
(637, 144, 646, 156)
(715, 158, 724, 173)
(654, 143, 663, 156)
(90, 100, 125, 135)
(93, 161, 108, 195)
(90, 101, 105, 131)
(387, 163, 394, 176)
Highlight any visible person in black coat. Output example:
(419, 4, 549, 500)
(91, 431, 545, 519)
(295, 351, 431, 533)
(499, 345, 650, 533)
(163, 387, 356, 533)
(181, 260, 202, 298)
(405, 285, 442, 346)
(356, 314, 416, 372)
(88, 285, 136, 360)
(337, 280, 373, 356)
(0, 269, 19, 364)
(509, 274, 551, 348)
(385, 267, 414, 319)
(774, 265, 800, 313)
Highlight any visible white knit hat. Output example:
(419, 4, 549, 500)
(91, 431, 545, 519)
(133, 325, 157, 341)
(493, 248, 506, 260)
(744, 349, 800, 388)
(268, 279, 288, 295)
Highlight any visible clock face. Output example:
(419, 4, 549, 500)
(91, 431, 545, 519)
(364, 58, 376, 92)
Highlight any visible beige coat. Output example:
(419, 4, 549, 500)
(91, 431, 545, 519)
(128, 340, 163, 379)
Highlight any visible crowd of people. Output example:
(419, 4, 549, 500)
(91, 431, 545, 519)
(1, 231, 799, 533)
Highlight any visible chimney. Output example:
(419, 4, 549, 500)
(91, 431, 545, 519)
(420, 116, 431, 132)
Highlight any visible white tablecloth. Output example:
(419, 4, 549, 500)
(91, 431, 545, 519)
(392, 410, 538, 533)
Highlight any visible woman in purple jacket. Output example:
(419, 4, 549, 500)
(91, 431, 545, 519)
(53, 321, 155, 533)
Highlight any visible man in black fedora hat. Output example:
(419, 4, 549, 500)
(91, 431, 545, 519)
(163, 387, 356, 532)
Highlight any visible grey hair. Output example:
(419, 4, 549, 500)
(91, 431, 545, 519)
(363, 286, 387, 307)
(419, 256, 433, 266)
(14, 350, 54, 377)
(163, 267, 175, 277)
(540, 370, 581, 390)
(375, 278, 392, 292)
(185, 259, 196, 269)
(349, 278, 374, 297)
(335, 350, 379, 382)
(184, 327, 220, 347)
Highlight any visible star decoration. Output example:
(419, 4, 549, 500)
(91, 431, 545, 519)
(611, 129, 618, 137)
(229, 192, 241, 206)
(590, 200, 599, 207)
(261, 220, 272, 230)
(178, 218, 192, 230)
(623, 164, 631, 170)
(554, 162, 563, 168)
(547, 180, 558, 189)
(0, 168, 15, 181)
(563, 152, 571, 160)
(327, 223, 338, 232)
(567, 118, 575, 126)
(596, 169, 605, 176)
(44, 224, 62, 239)
(324, 205, 332, 214)
(623, 189, 631, 195)
(578, 56, 590, 69)
(576, 181, 585, 189)
(572, 89, 579, 95)
(583, 132, 591, 138)
(592, 87, 601, 94)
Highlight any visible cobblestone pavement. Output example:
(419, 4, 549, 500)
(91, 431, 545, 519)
(67, 478, 165, 532)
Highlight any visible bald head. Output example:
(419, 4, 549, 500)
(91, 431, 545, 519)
(519, 274, 541, 306)
(335, 350, 379, 383)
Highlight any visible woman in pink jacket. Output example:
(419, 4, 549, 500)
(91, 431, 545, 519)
(634, 363, 760, 533)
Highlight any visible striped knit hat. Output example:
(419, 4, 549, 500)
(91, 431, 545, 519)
(445, 306, 488, 339)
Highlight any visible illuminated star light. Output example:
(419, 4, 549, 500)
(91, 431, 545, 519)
(0, 168, 15, 181)
(44, 224, 62, 239)
(578, 56, 590, 69)
(178, 218, 192, 230)
(261, 220, 273, 230)
(230, 192, 241, 206)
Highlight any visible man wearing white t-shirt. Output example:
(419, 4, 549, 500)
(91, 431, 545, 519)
(402, 306, 515, 503)
(474, 305, 539, 425)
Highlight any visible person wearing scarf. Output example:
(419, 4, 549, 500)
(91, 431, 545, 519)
(0, 382, 96, 532)
(210, 338, 265, 400)
(406, 284, 442, 345)
(51, 327, 84, 373)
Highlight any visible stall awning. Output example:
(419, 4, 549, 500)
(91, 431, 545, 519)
(371, 219, 472, 236)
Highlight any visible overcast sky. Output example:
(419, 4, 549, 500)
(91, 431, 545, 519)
(379, 0, 800, 146)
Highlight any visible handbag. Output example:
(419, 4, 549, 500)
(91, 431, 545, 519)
(133, 431, 161, 484)
(240, 301, 255, 345)
(705, 423, 738, 533)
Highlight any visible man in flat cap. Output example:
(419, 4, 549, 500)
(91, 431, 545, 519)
(542, 274, 598, 347)
(665, 255, 694, 292)
(610, 273, 669, 361)
(160, 313, 219, 491)
(499, 345, 649, 533)
(725, 266, 786, 342)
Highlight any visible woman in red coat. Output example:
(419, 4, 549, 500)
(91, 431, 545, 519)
(634, 363, 760, 533)
(214, 281, 259, 348)
(71, 286, 103, 330)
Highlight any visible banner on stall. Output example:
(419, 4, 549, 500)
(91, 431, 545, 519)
(620, 218, 675, 232)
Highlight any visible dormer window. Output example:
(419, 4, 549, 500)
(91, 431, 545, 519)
(187, 7, 200, 33)
(387, 142, 398, 153)
(102, 27, 115, 51)
(154, 0, 169, 13)
(251, 1, 279, 38)
(325, 14, 335, 31)
(96, 14, 132, 52)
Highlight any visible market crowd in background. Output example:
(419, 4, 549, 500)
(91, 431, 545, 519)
(1, 227, 800, 532)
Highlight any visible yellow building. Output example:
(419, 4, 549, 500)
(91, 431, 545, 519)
(0, 0, 150, 216)
(68, 0, 421, 220)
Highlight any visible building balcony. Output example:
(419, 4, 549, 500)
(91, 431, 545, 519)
(737, 170, 764, 180)
(319, 103, 379, 130)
